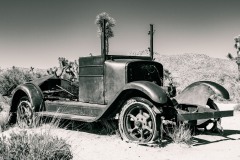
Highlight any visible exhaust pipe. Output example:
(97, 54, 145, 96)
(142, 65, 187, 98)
(101, 19, 106, 60)
(149, 24, 154, 60)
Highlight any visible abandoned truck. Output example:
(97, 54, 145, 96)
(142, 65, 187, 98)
(10, 23, 233, 143)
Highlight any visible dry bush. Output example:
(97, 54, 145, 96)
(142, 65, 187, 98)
(167, 124, 192, 146)
(0, 130, 73, 160)
(0, 114, 73, 160)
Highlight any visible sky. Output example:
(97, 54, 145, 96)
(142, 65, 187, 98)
(0, 0, 240, 69)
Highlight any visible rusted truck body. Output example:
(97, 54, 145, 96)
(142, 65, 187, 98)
(10, 23, 233, 143)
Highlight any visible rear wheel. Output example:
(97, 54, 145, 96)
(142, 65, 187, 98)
(197, 99, 221, 132)
(16, 96, 35, 128)
(118, 97, 158, 143)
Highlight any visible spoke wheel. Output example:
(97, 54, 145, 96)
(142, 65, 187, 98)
(17, 96, 34, 128)
(197, 99, 221, 132)
(119, 97, 158, 143)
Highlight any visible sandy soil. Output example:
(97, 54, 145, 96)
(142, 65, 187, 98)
(3, 104, 240, 160)
(54, 104, 240, 160)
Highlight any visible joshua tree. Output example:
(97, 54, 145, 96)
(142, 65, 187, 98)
(47, 57, 79, 82)
(227, 35, 240, 79)
(29, 66, 35, 74)
(95, 12, 116, 55)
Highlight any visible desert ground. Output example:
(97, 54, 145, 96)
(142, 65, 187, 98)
(4, 104, 239, 160)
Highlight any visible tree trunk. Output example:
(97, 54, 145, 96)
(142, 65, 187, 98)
(237, 51, 240, 80)
(106, 38, 109, 55)
(238, 64, 240, 80)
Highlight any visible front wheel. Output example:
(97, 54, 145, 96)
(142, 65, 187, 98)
(118, 97, 158, 143)
(16, 96, 35, 128)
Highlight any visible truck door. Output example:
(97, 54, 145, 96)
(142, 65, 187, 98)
(78, 56, 105, 104)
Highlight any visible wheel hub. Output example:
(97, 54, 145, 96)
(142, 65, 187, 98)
(135, 121, 142, 128)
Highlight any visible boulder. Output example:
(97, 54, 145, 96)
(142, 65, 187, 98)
(0, 94, 10, 131)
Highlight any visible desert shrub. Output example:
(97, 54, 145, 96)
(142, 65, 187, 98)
(0, 107, 73, 159)
(0, 67, 45, 95)
(0, 130, 73, 160)
(167, 124, 192, 146)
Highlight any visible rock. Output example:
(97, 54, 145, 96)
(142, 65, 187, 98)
(0, 94, 11, 131)
(0, 94, 11, 104)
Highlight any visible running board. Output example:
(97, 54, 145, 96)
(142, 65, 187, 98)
(177, 110, 233, 121)
(36, 111, 97, 122)
(45, 100, 107, 118)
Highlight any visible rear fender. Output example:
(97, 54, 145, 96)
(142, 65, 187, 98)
(11, 83, 44, 113)
(175, 81, 230, 106)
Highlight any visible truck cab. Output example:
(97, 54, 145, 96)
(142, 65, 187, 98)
(78, 55, 164, 105)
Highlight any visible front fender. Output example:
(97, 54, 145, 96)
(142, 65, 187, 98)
(175, 81, 230, 106)
(100, 81, 168, 119)
(11, 82, 44, 112)
(121, 81, 168, 104)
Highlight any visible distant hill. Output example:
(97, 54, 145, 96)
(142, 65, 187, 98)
(155, 53, 240, 103)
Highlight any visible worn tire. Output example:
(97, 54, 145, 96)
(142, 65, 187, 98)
(16, 96, 35, 128)
(118, 97, 158, 143)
